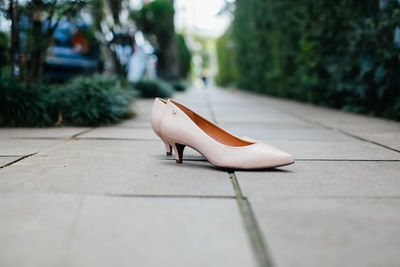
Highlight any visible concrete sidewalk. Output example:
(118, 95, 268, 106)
(0, 87, 399, 267)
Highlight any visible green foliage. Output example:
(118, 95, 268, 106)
(134, 79, 174, 98)
(176, 34, 192, 78)
(218, 0, 400, 120)
(54, 75, 136, 126)
(171, 80, 187, 92)
(0, 75, 56, 126)
(131, 0, 184, 79)
(0, 75, 136, 127)
(131, 0, 175, 46)
(215, 27, 237, 86)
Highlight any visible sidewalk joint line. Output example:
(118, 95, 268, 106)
(70, 128, 95, 139)
(92, 193, 236, 199)
(295, 159, 400, 162)
(76, 137, 158, 141)
(15, 137, 70, 140)
(0, 153, 36, 169)
(336, 129, 400, 154)
(229, 172, 274, 267)
(279, 110, 400, 154)
(203, 89, 218, 124)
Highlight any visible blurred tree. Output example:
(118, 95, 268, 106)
(131, 0, 180, 80)
(90, 0, 128, 76)
(0, 31, 9, 72)
(1, 0, 86, 88)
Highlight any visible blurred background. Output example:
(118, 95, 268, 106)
(0, 0, 399, 126)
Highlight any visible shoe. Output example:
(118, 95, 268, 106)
(151, 98, 172, 155)
(159, 100, 295, 169)
(151, 98, 260, 156)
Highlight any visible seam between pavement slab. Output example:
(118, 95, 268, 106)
(204, 90, 219, 124)
(295, 159, 400, 162)
(0, 153, 36, 169)
(229, 172, 274, 267)
(203, 89, 273, 267)
(71, 128, 95, 139)
(94, 193, 236, 199)
(335, 129, 400, 153)
(0, 128, 96, 169)
(275, 108, 400, 154)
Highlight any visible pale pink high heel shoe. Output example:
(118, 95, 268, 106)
(151, 98, 259, 156)
(160, 100, 294, 169)
(151, 98, 173, 155)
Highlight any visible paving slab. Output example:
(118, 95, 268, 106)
(116, 118, 152, 128)
(327, 120, 400, 151)
(212, 104, 298, 123)
(0, 194, 256, 267)
(245, 198, 400, 267)
(247, 92, 400, 151)
(0, 127, 89, 139)
(208, 88, 400, 151)
(0, 139, 233, 196)
(219, 121, 353, 142)
(0, 138, 65, 156)
(79, 127, 158, 140)
(132, 99, 154, 120)
(68, 195, 256, 267)
(235, 161, 400, 198)
(0, 193, 82, 267)
(0, 157, 20, 168)
(271, 140, 400, 160)
(174, 88, 209, 107)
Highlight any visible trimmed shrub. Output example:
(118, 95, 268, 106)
(0, 76, 55, 126)
(54, 75, 136, 126)
(134, 79, 173, 98)
(171, 80, 187, 92)
(0, 75, 136, 127)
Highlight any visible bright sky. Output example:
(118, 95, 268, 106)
(174, 0, 232, 37)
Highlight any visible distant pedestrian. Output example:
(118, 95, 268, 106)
(201, 69, 209, 87)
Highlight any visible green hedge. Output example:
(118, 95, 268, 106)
(217, 0, 400, 120)
(0, 75, 136, 126)
(54, 76, 136, 126)
(0, 76, 56, 126)
(215, 27, 237, 86)
(176, 33, 192, 78)
(133, 79, 174, 98)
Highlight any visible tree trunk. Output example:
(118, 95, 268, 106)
(158, 36, 180, 80)
(27, 9, 43, 88)
(8, 0, 15, 77)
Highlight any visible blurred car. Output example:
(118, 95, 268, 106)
(44, 20, 102, 80)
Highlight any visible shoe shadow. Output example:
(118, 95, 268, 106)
(155, 155, 294, 173)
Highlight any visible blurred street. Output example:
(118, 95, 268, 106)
(1, 87, 400, 267)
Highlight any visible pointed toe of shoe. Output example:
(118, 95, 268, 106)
(253, 144, 294, 169)
(275, 151, 295, 166)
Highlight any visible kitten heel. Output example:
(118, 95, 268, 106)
(170, 143, 186, 163)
